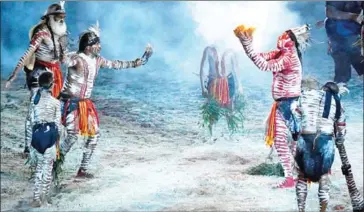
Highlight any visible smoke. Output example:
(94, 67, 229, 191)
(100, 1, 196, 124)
(1, 1, 306, 85)
(187, 1, 301, 51)
(186, 1, 303, 86)
(1, 2, 204, 82)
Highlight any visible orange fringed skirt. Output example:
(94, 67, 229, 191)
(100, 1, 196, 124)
(78, 99, 99, 137)
(62, 99, 100, 137)
(265, 102, 278, 147)
(209, 77, 231, 107)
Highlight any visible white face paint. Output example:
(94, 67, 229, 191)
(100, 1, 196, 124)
(90, 42, 101, 57)
(48, 14, 67, 36)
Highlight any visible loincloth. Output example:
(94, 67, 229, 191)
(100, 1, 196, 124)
(61, 95, 99, 137)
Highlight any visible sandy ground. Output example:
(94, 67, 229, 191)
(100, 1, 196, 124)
(1, 78, 363, 212)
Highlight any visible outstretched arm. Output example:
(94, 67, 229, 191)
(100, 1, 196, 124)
(98, 56, 142, 70)
(258, 50, 281, 61)
(200, 46, 219, 96)
(5, 32, 49, 87)
(221, 50, 243, 94)
(199, 48, 207, 96)
(326, 2, 362, 23)
(237, 33, 291, 72)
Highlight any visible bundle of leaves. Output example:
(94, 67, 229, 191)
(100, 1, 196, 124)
(201, 98, 222, 135)
(24, 147, 64, 186)
(200, 94, 246, 135)
(225, 95, 246, 135)
(52, 153, 65, 186)
(247, 162, 284, 177)
(24, 155, 37, 180)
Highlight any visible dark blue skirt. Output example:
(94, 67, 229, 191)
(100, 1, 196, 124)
(295, 134, 335, 182)
(31, 122, 59, 154)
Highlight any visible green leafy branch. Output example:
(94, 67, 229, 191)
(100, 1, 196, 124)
(200, 95, 246, 136)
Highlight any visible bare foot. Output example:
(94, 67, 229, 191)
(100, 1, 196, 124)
(42, 200, 52, 207)
(76, 168, 95, 179)
(42, 195, 52, 207)
(273, 176, 295, 189)
(30, 200, 42, 208)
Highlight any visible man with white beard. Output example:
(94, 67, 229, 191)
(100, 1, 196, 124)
(5, 1, 68, 159)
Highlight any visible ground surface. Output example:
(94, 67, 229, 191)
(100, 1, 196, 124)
(1, 67, 363, 212)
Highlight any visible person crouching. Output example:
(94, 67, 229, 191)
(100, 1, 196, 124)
(295, 79, 346, 212)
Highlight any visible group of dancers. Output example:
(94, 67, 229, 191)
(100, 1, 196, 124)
(4, 1, 363, 211)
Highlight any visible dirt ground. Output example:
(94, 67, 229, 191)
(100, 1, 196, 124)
(1, 80, 363, 212)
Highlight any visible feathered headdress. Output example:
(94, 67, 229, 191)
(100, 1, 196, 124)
(88, 20, 101, 38)
(287, 24, 311, 53)
(79, 20, 101, 41)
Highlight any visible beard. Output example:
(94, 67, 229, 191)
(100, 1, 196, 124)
(48, 15, 67, 36)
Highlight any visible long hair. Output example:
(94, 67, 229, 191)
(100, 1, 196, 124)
(287, 24, 311, 64)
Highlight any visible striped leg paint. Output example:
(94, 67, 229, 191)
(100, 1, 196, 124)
(41, 148, 56, 205)
(274, 110, 295, 188)
(335, 139, 364, 211)
(33, 156, 43, 203)
(32, 146, 56, 206)
(77, 113, 100, 178)
(296, 172, 308, 212)
(318, 174, 330, 212)
(79, 135, 99, 172)
(60, 110, 79, 155)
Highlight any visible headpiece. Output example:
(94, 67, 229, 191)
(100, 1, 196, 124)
(41, 1, 66, 20)
(78, 21, 101, 51)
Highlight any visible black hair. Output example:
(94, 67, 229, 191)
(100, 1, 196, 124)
(286, 30, 302, 64)
(78, 32, 100, 52)
(34, 72, 54, 105)
(38, 72, 54, 89)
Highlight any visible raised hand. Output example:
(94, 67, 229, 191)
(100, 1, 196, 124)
(315, 20, 325, 29)
(234, 25, 255, 39)
(145, 43, 153, 55)
(141, 44, 153, 65)
(234, 25, 256, 41)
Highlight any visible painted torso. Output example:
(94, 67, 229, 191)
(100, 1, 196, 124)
(299, 89, 345, 135)
(62, 53, 99, 99)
